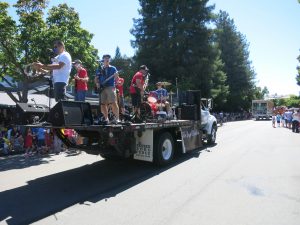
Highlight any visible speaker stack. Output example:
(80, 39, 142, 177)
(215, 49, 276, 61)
(15, 103, 49, 125)
(48, 101, 93, 126)
(177, 90, 201, 121)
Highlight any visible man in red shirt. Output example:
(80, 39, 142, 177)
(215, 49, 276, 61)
(130, 65, 149, 121)
(115, 74, 125, 115)
(73, 59, 89, 101)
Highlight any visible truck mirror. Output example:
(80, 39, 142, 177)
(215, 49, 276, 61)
(208, 99, 212, 109)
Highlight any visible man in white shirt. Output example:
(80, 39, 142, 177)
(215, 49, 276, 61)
(34, 40, 72, 101)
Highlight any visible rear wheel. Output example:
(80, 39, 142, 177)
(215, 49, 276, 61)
(154, 132, 175, 166)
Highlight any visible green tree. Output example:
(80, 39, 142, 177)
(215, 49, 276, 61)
(261, 86, 269, 97)
(111, 47, 136, 96)
(0, 1, 98, 103)
(210, 46, 229, 110)
(296, 54, 300, 86)
(273, 95, 300, 108)
(214, 11, 256, 111)
(0, 0, 48, 103)
(46, 3, 98, 78)
(131, 0, 227, 99)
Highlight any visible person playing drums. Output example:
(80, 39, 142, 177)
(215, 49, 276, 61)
(154, 82, 171, 116)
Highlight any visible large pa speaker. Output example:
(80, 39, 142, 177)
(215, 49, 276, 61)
(48, 101, 93, 126)
(176, 104, 201, 120)
(179, 90, 201, 106)
(15, 103, 49, 125)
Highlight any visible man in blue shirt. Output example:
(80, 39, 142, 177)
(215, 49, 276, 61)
(95, 54, 120, 124)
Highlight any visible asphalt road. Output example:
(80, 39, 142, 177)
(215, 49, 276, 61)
(0, 120, 300, 225)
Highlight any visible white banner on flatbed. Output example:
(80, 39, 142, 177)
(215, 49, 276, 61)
(133, 130, 154, 162)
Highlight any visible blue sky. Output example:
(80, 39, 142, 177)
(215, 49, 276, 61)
(5, 0, 300, 96)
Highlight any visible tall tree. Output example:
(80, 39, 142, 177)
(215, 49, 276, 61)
(0, 1, 98, 103)
(214, 11, 256, 111)
(296, 53, 300, 86)
(111, 47, 136, 96)
(131, 0, 227, 99)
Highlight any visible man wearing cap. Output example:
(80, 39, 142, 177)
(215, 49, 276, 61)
(95, 54, 120, 124)
(34, 40, 72, 101)
(129, 65, 149, 121)
(73, 59, 89, 101)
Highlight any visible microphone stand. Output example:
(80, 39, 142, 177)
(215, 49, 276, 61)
(46, 76, 53, 109)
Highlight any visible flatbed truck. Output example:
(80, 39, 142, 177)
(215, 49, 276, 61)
(18, 95, 218, 166)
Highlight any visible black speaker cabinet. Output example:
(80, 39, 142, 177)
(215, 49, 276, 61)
(15, 103, 49, 125)
(179, 90, 201, 106)
(49, 101, 93, 126)
(176, 104, 200, 121)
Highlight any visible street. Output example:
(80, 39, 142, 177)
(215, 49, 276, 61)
(0, 120, 300, 225)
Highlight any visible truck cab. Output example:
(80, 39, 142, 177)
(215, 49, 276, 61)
(200, 98, 218, 144)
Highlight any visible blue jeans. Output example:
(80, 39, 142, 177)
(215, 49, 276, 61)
(75, 90, 86, 101)
(54, 82, 66, 102)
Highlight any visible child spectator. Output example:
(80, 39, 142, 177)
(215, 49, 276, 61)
(31, 128, 38, 153)
(37, 128, 45, 154)
(24, 129, 33, 157)
(53, 129, 63, 154)
(45, 129, 53, 153)
(272, 114, 276, 128)
(13, 132, 24, 152)
(3, 136, 11, 155)
(281, 113, 286, 127)
(276, 113, 281, 127)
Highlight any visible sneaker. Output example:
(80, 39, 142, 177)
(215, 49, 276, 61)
(110, 119, 121, 124)
(100, 119, 109, 125)
(133, 117, 144, 123)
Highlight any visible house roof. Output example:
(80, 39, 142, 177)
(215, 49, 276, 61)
(0, 91, 56, 107)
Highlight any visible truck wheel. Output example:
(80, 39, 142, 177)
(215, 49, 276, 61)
(207, 125, 217, 145)
(154, 132, 175, 166)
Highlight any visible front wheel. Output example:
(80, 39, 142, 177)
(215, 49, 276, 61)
(154, 132, 175, 166)
(207, 125, 217, 145)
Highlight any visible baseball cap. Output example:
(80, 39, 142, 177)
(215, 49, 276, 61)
(72, 59, 82, 65)
(102, 54, 111, 59)
(140, 65, 149, 71)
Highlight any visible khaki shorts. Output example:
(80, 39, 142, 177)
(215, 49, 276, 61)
(100, 86, 117, 105)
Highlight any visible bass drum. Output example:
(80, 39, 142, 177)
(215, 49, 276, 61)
(140, 102, 153, 120)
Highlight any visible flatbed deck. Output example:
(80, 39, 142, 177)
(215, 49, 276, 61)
(26, 119, 196, 132)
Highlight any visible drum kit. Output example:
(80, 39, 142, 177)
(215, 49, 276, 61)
(140, 81, 174, 121)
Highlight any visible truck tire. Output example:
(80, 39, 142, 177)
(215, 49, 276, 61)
(154, 132, 175, 166)
(207, 124, 217, 145)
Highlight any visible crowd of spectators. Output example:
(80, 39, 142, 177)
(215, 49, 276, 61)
(0, 126, 81, 157)
(272, 109, 300, 133)
(213, 111, 252, 124)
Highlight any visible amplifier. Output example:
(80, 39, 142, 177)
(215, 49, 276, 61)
(179, 90, 201, 106)
(48, 101, 93, 126)
(15, 103, 49, 125)
(176, 104, 200, 121)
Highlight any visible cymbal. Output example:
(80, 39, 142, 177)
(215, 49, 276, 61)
(160, 81, 172, 86)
